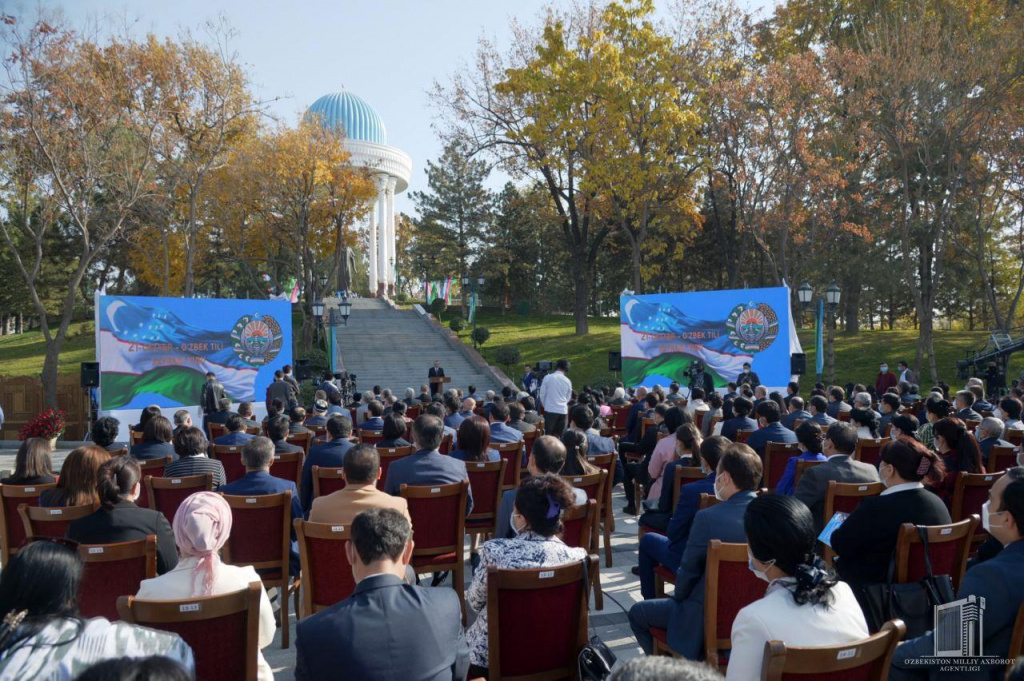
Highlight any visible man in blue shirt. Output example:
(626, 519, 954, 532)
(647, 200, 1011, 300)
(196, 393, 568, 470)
(305, 400, 330, 427)
(325, 392, 346, 416)
(300, 415, 354, 513)
(746, 400, 797, 458)
(357, 400, 385, 432)
(780, 396, 812, 431)
(488, 401, 525, 444)
(720, 396, 757, 442)
(212, 413, 255, 446)
(220, 436, 302, 573)
(807, 395, 837, 427)
(384, 415, 473, 515)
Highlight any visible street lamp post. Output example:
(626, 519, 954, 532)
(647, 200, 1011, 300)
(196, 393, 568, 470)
(312, 300, 325, 349)
(462, 275, 485, 348)
(796, 281, 842, 385)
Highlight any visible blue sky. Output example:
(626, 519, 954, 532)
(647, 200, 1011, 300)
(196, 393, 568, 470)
(50, 0, 775, 215)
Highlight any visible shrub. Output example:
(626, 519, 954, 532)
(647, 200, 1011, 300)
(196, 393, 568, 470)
(493, 346, 522, 377)
(306, 348, 329, 375)
(429, 298, 447, 317)
(471, 326, 491, 348)
(449, 317, 467, 333)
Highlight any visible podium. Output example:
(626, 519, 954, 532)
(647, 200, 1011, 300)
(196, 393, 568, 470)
(430, 376, 451, 393)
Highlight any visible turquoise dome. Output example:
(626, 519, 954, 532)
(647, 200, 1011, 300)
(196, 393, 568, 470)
(307, 90, 387, 144)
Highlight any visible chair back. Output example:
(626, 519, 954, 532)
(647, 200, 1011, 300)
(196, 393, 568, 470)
(523, 429, 539, 459)
(399, 480, 469, 571)
(641, 417, 656, 439)
(378, 447, 415, 489)
(486, 556, 595, 680)
(695, 411, 705, 431)
(438, 433, 454, 454)
(763, 443, 802, 490)
(698, 493, 720, 510)
(837, 411, 852, 423)
(564, 471, 605, 506)
(1006, 429, 1023, 447)
(269, 451, 303, 490)
(989, 445, 1018, 474)
(824, 481, 885, 518)
(19, 502, 95, 540)
(406, 404, 421, 419)
(221, 491, 293, 582)
(609, 405, 631, 433)
(493, 442, 525, 491)
(207, 423, 228, 441)
(286, 431, 312, 454)
(794, 459, 825, 489)
(145, 474, 215, 526)
(465, 460, 508, 535)
(893, 517, 979, 592)
(108, 447, 129, 457)
(1009, 604, 1024, 670)
(211, 445, 247, 484)
(951, 472, 1000, 523)
(854, 438, 890, 467)
(295, 520, 357, 617)
(672, 466, 707, 509)
(117, 582, 262, 681)
(130, 430, 144, 446)
(135, 456, 172, 510)
(312, 465, 346, 499)
(760, 620, 906, 681)
(735, 429, 754, 444)
(78, 537, 157, 620)
(376, 444, 415, 458)
(0, 482, 56, 564)
(559, 500, 597, 550)
(704, 540, 764, 671)
(358, 430, 383, 445)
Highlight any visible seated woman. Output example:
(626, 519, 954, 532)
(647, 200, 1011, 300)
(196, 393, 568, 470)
(889, 414, 920, 443)
(91, 416, 126, 453)
(129, 416, 176, 461)
(917, 397, 951, 450)
(647, 421, 700, 505)
(931, 417, 986, 506)
(135, 492, 276, 681)
(727, 495, 868, 680)
(162, 426, 226, 488)
(375, 413, 412, 450)
(67, 456, 178, 574)
(0, 541, 192, 677)
(39, 445, 111, 508)
(830, 439, 951, 597)
(850, 408, 881, 441)
(450, 416, 499, 463)
(0, 438, 56, 486)
(132, 405, 162, 435)
(466, 475, 588, 677)
(775, 422, 828, 496)
(558, 430, 599, 477)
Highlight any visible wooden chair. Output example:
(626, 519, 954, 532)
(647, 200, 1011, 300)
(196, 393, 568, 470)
(294, 520, 356, 618)
(406, 404, 421, 420)
(78, 537, 157, 620)
(485, 556, 596, 680)
(221, 491, 299, 648)
(19, 502, 96, 539)
(1007, 429, 1023, 448)
(698, 492, 721, 510)
(145, 473, 216, 526)
(564, 471, 610, 567)
(118, 582, 262, 681)
(207, 422, 228, 442)
(108, 447, 129, 457)
(822, 481, 886, 566)
(130, 430, 144, 447)
(559, 499, 602, 610)
(695, 410, 706, 432)
(708, 415, 723, 433)
(763, 443, 802, 491)
(988, 445, 1018, 474)
(854, 438, 890, 467)
(837, 411, 852, 423)
(464, 459, 508, 549)
(438, 433, 454, 454)
(523, 429, 539, 459)
(893, 517, 979, 593)
(793, 418, 805, 431)
(244, 425, 260, 436)
(493, 442, 525, 492)
(0, 482, 56, 564)
(761, 619, 906, 681)
(378, 447, 415, 490)
(136, 457, 172, 510)
(358, 429, 383, 445)
(211, 445, 247, 485)
(609, 404, 631, 435)
(286, 431, 312, 454)
(1009, 604, 1024, 676)
(735, 429, 755, 444)
(400, 480, 469, 623)
(269, 451, 303, 492)
(951, 471, 1001, 552)
(794, 458, 825, 489)
(585, 453, 617, 566)
(311, 465, 346, 499)
(638, 465, 705, 539)
(641, 417, 656, 439)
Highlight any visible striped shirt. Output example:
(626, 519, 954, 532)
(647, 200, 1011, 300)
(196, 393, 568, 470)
(163, 455, 227, 489)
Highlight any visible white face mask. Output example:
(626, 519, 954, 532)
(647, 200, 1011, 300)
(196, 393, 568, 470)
(713, 475, 727, 501)
(880, 365, 888, 373)
(981, 501, 1006, 533)
(879, 461, 891, 488)
(747, 550, 775, 583)
(511, 512, 527, 536)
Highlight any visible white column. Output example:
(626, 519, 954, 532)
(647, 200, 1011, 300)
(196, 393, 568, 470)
(385, 176, 397, 294)
(376, 178, 387, 297)
(367, 199, 378, 296)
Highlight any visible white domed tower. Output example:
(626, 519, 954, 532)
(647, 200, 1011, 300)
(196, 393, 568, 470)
(307, 90, 412, 297)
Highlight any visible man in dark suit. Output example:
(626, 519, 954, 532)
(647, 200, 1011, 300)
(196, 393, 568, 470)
(282, 364, 301, 393)
(720, 396, 757, 442)
(219, 436, 302, 573)
(295, 508, 469, 681)
(628, 444, 762, 657)
(520, 395, 544, 427)
(825, 386, 851, 418)
(212, 414, 255, 446)
(428, 360, 446, 397)
(488, 401, 525, 444)
(206, 398, 235, 428)
(954, 390, 982, 422)
(200, 371, 226, 433)
(358, 400, 385, 432)
(304, 400, 330, 428)
(289, 407, 311, 435)
(780, 396, 812, 431)
(977, 416, 1013, 467)
(300, 415, 355, 514)
(969, 384, 994, 414)
(878, 393, 900, 434)
(384, 415, 473, 515)
(267, 415, 303, 455)
(746, 400, 798, 458)
(794, 422, 879, 531)
(266, 370, 298, 412)
(735, 362, 760, 389)
(807, 395, 838, 427)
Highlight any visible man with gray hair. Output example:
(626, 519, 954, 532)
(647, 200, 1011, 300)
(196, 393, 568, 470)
(219, 435, 302, 572)
(172, 409, 193, 437)
(977, 416, 1013, 467)
(403, 387, 416, 406)
(853, 392, 881, 419)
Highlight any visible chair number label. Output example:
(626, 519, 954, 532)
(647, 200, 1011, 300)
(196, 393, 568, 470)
(539, 571, 554, 579)
(88, 547, 104, 554)
(836, 649, 856, 660)
(941, 528, 952, 535)
(24, 487, 35, 492)
(331, 526, 345, 532)
(49, 509, 62, 515)
(179, 603, 201, 612)
(857, 485, 867, 491)
(246, 498, 257, 504)
(431, 488, 440, 493)
(172, 479, 181, 484)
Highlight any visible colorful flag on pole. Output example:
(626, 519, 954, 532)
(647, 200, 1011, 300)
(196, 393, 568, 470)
(469, 291, 477, 324)
(815, 299, 824, 377)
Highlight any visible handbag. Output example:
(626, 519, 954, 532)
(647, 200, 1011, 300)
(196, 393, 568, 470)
(858, 526, 955, 638)
(577, 558, 616, 681)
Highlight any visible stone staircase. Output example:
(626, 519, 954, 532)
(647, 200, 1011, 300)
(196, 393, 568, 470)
(333, 298, 504, 396)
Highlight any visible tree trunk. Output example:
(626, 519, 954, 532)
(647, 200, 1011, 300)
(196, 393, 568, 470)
(630, 236, 643, 294)
(843, 276, 861, 334)
(573, 262, 589, 335)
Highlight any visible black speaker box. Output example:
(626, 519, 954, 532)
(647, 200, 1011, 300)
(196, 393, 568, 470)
(81, 362, 100, 388)
(790, 353, 807, 376)
(294, 359, 312, 381)
(608, 351, 622, 372)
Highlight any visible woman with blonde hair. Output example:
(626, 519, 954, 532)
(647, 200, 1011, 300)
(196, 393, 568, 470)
(38, 445, 111, 507)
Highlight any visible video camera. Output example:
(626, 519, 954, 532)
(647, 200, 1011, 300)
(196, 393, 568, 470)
(683, 360, 706, 391)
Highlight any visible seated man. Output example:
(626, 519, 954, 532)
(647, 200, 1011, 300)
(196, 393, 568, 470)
(852, 392, 880, 419)
(290, 407, 311, 435)
(443, 395, 465, 430)
(889, 472, 1024, 680)
(634, 436, 728, 598)
(569, 404, 616, 455)
(300, 415, 354, 514)
(807, 394, 837, 427)
(326, 392, 346, 415)
(506, 402, 537, 434)
(825, 386, 851, 418)
(976, 416, 1012, 467)
(237, 401, 259, 429)
(295, 508, 469, 681)
(682, 387, 709, 419)
(954, 389, 982, 422)
(212, 413, 255, 446)
(206, 397, 236, 426)
(628, 444, 762, 658)
(487, 401, 524, 444)
(172, 409, 192, 439)
(358, 400, 385, 432)
(423, 402, 457, 448)
(878, 393, 900, 434)
(794, 421, 879, 531)
(780, 396, 812, 431)
(305, 400, 331, 428)
(268, 414, 303, 455)
(519, 395, 544, 427)
(970, 384, 994, 414)
(384, 415, 473, 515)
(458, 397, 477, 420)
(219, 436, 302, 573)
(418, 384, 433, 404)
(745, 400, 797, 458)
(308, 444, 410, 525)
(719, 396, 757, 442)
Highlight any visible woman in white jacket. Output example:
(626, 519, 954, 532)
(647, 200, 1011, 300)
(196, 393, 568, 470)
(727, 495, 869, 680)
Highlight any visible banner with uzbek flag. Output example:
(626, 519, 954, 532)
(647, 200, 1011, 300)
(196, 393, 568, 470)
(96, 295, 293, 412)
(621, 286, 799, 390)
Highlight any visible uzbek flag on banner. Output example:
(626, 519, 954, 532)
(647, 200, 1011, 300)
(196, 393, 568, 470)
(469, 291, 477, 324)
(815, 299, 824, 377)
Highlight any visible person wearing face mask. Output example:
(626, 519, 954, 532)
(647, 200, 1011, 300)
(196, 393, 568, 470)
(794, 422, 880, 532)
(878, 393, 901, 434)
(875, 362, 898, 397)
(888, 414, 920, 443)
(628, 444, 761, 658)
(931, 417, 986, 506)
(830, 439, 951, 599)
(916, 396, 950, 451)
(726, 495, 868, 680)
(775, 422, 829, 496)
(889, 469, 1024, 680)
(294, 508, 470, 681)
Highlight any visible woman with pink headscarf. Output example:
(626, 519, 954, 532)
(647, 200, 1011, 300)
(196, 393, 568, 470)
(135, 491, 276, 681)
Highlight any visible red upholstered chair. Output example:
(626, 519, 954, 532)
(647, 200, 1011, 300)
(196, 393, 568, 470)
(763, 443, 802, 491)
(855, 438, 890, 467)
(989, 445, 1018, 474)
(695, 410, 706, 432)
(136, 457, 172, 510)
(438, 433, 454, 454)
(211, 445, 247, 484)
(794, 458, 825, 489)
(735, 430, 754, 444)
(559, 500, 602, 610)
(207, 422, 228, 441)
(585, 453, 617, 561)
(893, 517, 978, 593)
(837, 411, 852, 423)
(822, 481, 885, 566)
(118, 582, 262, 681)
(563, 471, 609, 566)
(378, 447, 415, 490)
(491, 442, 524, 493)
(639, 465, 705, 538)
(1009, 605, 1024, 671)
(703, 540, 764, 670)
(0, 482, 56, 564)
(951, 472, 1000, 552)
(400, 480, 469, 623)
(221, 491, 299, 648)
(286, 431, 312, 454)
(609, 404, 631, 436)
(486, 556, 596, 680)
(269, 451, 303, 491)
(523, 429, 539, 459)
(464, 459, 508, 549)
(1006, 430, 1023, 448)
(406, 404, 421, 420)
(145, 473, 216, 526)
(19, 502, 96, 540)
(761, 619, 906, 681)
(78, 537, 157, 620)
(294, 520, 357, 618)
(311, 465, 346, 499)
(358, 430, 383, 446)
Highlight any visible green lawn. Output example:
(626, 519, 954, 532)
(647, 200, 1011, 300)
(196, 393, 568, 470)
(0, 321, 97, 377)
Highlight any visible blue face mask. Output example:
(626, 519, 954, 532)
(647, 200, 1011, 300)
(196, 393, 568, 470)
(747, 550, 775, 583)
